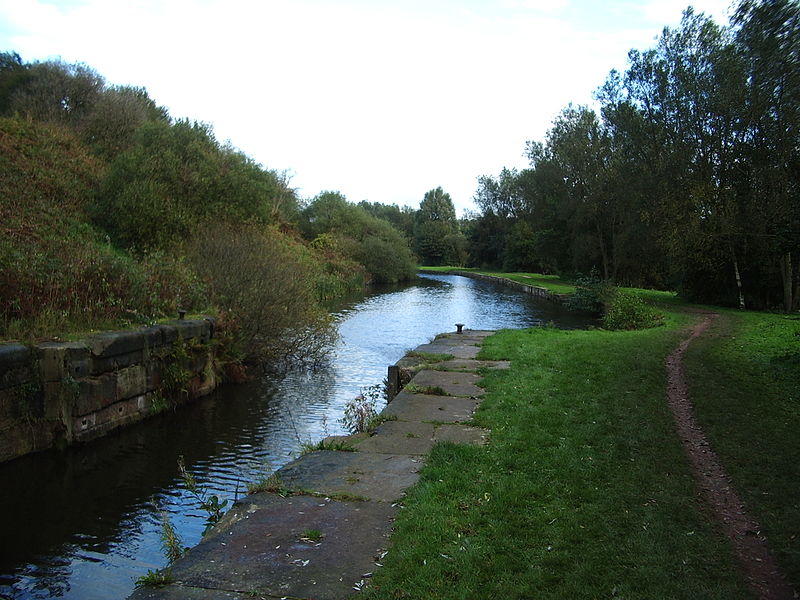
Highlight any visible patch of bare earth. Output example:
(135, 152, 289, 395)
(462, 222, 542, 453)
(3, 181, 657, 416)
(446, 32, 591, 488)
(666, 312, 796, 600)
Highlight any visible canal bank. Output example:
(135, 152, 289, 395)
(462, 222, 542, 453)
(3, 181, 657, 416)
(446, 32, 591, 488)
(129, 328, 506, 600)
(421, 269, 571, 304)
(0, 318, 219, 463)
(0, 274, 595, 599)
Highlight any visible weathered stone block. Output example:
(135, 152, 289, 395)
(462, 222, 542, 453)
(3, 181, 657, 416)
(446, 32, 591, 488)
(115, 364, 147, 401)
(75, 375, 117, 416)
(86, 330, 147, 359)
(42, 381, 71, 420)
(172, 319, 212, 342)
(0, 344, 32, 390)
(90, 350, 144, 375)
(37, 342, 90, 382)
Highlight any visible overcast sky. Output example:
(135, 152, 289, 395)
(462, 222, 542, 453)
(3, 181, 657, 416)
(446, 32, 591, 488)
(0, 0, 733, 213)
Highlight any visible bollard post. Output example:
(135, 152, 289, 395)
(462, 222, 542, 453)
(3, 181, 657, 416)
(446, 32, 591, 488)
(455, 323, 464, 334)
(387, 365, 400, 401)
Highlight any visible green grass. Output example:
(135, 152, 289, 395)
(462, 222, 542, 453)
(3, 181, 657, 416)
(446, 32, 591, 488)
(684, 310, 800, 588)
(365, 308, 752, 599)
(419, 266, 576, 294)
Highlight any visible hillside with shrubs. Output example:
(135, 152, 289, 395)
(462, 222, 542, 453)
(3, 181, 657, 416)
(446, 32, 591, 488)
(0, 52, 418, 367)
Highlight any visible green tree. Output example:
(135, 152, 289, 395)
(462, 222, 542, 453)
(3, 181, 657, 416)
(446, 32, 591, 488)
(413, 187, 460, 266)
(300, 192, 416, 283)
(733, 0, 800, 311)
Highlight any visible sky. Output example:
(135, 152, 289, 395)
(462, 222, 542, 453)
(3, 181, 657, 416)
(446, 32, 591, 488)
(0, 0, 734, 214)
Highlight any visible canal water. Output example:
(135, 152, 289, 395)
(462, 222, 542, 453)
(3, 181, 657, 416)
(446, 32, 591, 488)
(0, 273, 591, 600)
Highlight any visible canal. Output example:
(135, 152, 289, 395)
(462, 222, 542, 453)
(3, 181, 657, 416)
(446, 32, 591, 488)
(0, 273, 591, 600)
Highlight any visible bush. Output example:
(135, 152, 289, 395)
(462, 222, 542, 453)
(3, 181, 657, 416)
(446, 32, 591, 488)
(187, 223, 335, 367)
(565, 270, 614, 314)
(602, 289, 664, 330)
(300, 192, 417, 283)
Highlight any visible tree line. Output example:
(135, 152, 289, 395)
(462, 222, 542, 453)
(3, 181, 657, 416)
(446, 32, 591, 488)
(467, 0, 799, 311)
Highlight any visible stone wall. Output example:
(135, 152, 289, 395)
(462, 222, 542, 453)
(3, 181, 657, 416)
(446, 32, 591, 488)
(429, 270, 570, 304)
(0, 318, 219, 463)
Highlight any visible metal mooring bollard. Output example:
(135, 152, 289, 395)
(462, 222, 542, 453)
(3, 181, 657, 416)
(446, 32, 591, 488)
(178, 309, 187, 320)
(455, 323, 464, 334)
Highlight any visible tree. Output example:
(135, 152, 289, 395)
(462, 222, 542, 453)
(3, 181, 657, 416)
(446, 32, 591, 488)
(413, 187, 461, 265)
(733, 0, 800, 311)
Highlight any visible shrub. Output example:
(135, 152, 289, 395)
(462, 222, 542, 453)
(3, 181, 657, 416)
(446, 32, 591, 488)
(187, 222, 335, 367)
(602, 289, 664, 330)
(565, 270, 614, 314)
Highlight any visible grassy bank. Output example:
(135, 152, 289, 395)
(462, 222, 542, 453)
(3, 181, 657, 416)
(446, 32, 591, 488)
(365, 278, 798, 598)
(419, 266, 576, 295)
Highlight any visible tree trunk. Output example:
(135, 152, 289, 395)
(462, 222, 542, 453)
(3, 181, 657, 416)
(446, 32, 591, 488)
(732, 244, 746, 310)
(779, 252, 793, 313)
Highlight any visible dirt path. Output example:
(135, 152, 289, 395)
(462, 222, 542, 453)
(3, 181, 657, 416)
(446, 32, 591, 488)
(666, 313, 796, 600)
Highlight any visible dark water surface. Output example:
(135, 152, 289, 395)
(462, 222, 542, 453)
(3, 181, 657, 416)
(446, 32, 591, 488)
(0, 274, 591, 599)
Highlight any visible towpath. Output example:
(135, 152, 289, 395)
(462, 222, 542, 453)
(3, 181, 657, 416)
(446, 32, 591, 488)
(130, 329, 506, 600)
(666, 312, 795, 600)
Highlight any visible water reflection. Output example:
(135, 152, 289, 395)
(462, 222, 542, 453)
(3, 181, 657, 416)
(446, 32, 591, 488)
(0, 274, 591, 599)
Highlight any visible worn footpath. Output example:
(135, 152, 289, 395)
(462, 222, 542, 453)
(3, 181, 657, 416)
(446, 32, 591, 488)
(130, 329, 507, 600)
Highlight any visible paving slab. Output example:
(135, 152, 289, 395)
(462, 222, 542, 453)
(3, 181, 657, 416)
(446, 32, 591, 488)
(436, 330, 495, 341)
(275, 450, 421, 502)
(435, 359, 511, 371)
(135, 494, 397, 600)
(434, 424, 490, 446)
(407, 370, 484, 397)
(381, 391, 480, 423)
(130, 584, 254, 599)
(411, 343, 480, 359)
(354, 421, 435, 455)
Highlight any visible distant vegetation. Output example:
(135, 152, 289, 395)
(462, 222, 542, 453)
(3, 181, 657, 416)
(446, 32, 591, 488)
(466, 1, 799, 312)
(0, 51, 418, 368)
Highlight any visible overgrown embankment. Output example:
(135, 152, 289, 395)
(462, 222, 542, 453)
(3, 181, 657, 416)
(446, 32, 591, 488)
(1, 55, 418, 360)
(364, 292, 799, 598)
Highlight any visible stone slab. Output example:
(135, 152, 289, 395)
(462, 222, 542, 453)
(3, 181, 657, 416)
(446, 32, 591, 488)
(436, 330, 495, 341)
(411, 343, 480, 359)
(381, 391, 480, 423)
(130, 584, 252, 599)
(160, 494, 395, 600)
(435, 359, 511, 371)
(408, 370, 484, 397)
(434, 424, 489, 446)
(355, 421, 435, 455)
(275, 450, 421, 502)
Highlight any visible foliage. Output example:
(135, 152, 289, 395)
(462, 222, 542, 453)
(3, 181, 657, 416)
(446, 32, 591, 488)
(178, 455, 228, 536)
(301, 191, 416, 283)
(93, 119, 295, 252)
(466, 0, 800, 310)
(602, 289, 665, 330)
(159, 510, 184, 563)
(135, 569, 174, 588)
(300, 438, 357, 454)
(188, 222, 335, 367)
(341, 383, 385, 433)
(0, 117, 205, 339)
(564, 271, 613, 314)
(413, 187, 466, 266)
